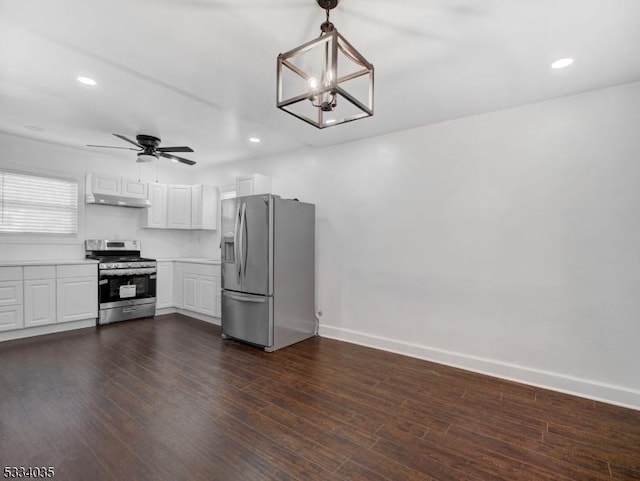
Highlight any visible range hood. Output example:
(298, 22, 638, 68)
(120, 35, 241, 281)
(85, 192, 151, 208)
(85, 173, 151, 208)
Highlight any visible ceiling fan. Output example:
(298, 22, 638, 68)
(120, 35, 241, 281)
(87, 134, 196, 166)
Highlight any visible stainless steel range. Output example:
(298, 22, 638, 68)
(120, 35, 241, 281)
(85, 239, 157, 325)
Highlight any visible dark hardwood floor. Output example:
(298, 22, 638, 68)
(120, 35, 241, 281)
(1, 314, 639, 480)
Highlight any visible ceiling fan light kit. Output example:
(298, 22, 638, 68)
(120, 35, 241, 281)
(276, 0, 374, 129)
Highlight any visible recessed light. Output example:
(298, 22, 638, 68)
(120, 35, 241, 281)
(77, 76, 97, 86)
(551, 58, 574, 70)
(249, 137, 261, 143)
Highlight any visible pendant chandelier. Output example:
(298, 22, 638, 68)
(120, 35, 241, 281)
(276, 0, 374, 129)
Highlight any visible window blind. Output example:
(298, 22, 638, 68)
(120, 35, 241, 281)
(0, 171, 78, 234)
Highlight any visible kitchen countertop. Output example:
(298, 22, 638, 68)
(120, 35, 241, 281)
(0, 259, 99, 267)
(156, 258, 221, 265)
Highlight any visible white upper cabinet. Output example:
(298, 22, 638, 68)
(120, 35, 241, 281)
(167, 185, 192, 229)
(236, 174, 271, 197)
(191, 184, 202, 230)
(122, 178, 147, 199)
(85, 173, 150, 207)
(144, 183, 217, 230)
(90, 173, 121, 196)
(143, 183, 168, 229)
(191, 185, 217, 230)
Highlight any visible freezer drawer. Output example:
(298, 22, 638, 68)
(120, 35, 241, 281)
(221, 290, 273, 347)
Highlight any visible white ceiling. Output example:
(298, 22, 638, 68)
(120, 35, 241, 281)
(1, 0, 639, 169)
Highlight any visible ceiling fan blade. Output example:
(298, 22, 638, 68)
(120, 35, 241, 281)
(87, 144, 141, 150)
(113, 133, 143, 148)
(160, 152, 196, 166)
(157, 146, 194, 153)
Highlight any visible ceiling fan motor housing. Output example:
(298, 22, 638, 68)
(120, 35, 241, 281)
(316, 0, 339, 9)
(136, 134, 161, 148)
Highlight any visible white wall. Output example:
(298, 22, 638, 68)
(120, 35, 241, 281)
(0, 132, 215, 260)
(199, 81, 640, 409)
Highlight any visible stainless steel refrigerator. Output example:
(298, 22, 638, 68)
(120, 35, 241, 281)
(220, 194, 315, 351)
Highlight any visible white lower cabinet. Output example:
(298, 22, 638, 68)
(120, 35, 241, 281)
(183, 273, 198, 311)
(173, 262, 184, 308)
(24, 279, 56, 327)
(156, 262, 174, 309)
(0, 263, 98, 337)
(0, 305, 23, 332)
(56, 265, 98, 324)
(0, 268, 24, 332)
(167, 261, 221, 318)
(24, 265, 56, 328)
(198, 275, 216, 317)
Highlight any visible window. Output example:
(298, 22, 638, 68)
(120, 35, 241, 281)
(0, 170, 78, 235)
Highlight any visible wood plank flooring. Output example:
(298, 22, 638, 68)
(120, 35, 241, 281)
(1, 313, 639, 480)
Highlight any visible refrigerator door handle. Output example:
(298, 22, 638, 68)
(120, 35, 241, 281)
(242, 202, 248, 279)
(223, 291, 266, 303)
(235, 203, 243, 279)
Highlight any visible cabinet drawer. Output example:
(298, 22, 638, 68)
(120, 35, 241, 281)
(0, 267, 23, 282)
(0, 306, 24, 332)
(57, 264, 97, 279)
(24, 265, 56, 280)
(183, 263, 218, 277)
(0, 281, 23, 306)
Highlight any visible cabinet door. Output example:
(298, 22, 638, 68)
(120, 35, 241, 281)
(236, 176, 254, 197)
(56, 277, 98, 323)
(236, 174, 271, 197)
(214, 275, 221, 318)
(0, 306, 24, 332)
(122, 179, 147, 199)
(173, 263, 184, 308)
(167, 185, 192, 229)
(24, 279, 56, 327)
(183, 273, 198, 311)
(156, 262, 174, 309)
(198, 275, 216, 316)
(0, 280, 23, 307)
(191, 185, 203, 229)
(144, 183, 168, 228)
(91, 174, 121, 195)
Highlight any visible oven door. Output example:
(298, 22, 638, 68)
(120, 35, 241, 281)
(98, 269, 157, 308)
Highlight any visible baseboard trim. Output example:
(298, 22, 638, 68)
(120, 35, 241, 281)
(0, 319, 97, 343)
(156, 307, 220, 326)
(318, 324, 640, 411)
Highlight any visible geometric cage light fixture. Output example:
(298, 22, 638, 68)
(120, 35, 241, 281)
(276, 0, 374, 129)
